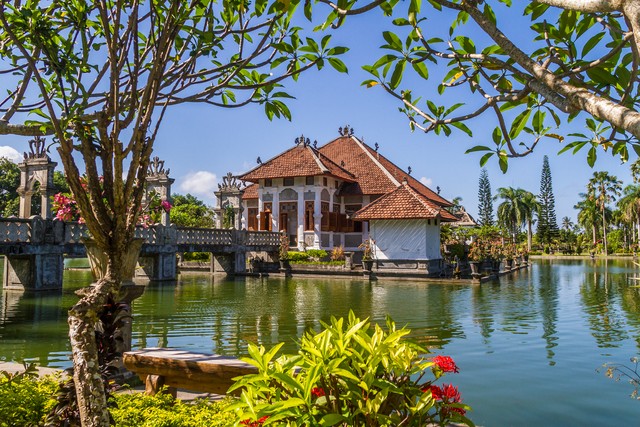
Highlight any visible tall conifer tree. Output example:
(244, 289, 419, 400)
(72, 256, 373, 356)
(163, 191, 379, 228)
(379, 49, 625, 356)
(537, 156, 559, 244)
(478, 169, 494, 226)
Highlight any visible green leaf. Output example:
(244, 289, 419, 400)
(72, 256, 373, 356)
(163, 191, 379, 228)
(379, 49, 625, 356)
(465, 145, 491, 153)
(451, 121, 473, 137)
(479, 152, 494, 167)
(587, 146, 597, 167)
(382, 31, 403, 50)
(328, 57, 348, 73)
(389, 60, 406, 90)
(581, 32, 605, 57)
(509, 108, 532, 139)
(411, 61, 429, 79)
(320, 414, 348, 426)
(498, 151, 508, 173)
(454, 36, 475, 53)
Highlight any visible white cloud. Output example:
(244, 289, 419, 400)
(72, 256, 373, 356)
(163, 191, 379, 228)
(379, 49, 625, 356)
(0, 146, 21, 162)
(179, 171, 217, 201)
(420, 176, 433, 187)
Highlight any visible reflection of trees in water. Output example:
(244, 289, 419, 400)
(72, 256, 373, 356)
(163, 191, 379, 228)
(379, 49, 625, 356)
(471, 283, 497, 343)
(537, 264, 559, 365)
(581, 259, 630, 348)
(130, 277, 468, 356)
(0, 289, 67, 366)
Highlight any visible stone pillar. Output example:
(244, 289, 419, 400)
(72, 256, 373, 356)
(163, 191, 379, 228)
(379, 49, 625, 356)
(272, 190, 280, 232)
(17, 136, 58, 219)
(313, 191, 322, 248)
(214, 172, 246, 229)
(145, 156, 174, 226)
(297, 188, 305, 249)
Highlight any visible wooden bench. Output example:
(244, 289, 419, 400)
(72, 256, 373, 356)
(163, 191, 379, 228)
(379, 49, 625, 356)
(123, 348, 258, 397)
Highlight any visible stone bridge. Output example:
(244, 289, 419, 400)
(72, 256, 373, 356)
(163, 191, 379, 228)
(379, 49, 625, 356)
(0, 217, 280, 291)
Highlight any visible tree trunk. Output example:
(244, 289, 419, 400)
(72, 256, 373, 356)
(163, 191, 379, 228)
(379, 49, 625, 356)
(527, 220, 533, 251)
(68, 278, 117, 427)
(69, 238, 140, 426)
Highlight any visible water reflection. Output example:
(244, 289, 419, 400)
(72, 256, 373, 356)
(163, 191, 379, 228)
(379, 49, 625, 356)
(4, 260, 640, 425)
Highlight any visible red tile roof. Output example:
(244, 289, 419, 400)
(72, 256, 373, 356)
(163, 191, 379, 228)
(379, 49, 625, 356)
(352, 180, 458, 221)
(319, 136, 452, 207)
(239, 144, 355, 183)
(239, 133, 453, 212)
(242, 183, 258, 199)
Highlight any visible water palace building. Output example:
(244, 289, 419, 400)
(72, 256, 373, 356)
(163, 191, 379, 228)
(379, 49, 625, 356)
(221, 126, 458, 270)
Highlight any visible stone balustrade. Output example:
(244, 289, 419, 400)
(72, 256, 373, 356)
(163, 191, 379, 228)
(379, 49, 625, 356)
(0, 218, 34, 243)
(0, 217, 280, 291)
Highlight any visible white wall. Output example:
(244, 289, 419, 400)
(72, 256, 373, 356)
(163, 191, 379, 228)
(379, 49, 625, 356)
(370, 219, 442, 260)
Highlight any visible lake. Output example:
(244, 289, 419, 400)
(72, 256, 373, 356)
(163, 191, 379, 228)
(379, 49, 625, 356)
(1, 258, 640, 426)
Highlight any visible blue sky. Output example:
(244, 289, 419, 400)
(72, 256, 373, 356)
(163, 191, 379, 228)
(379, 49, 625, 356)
(0, 5, 634, 224)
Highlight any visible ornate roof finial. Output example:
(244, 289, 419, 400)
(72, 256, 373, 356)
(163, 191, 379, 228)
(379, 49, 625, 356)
(257, 156, 262, 164)
(148, 156, 170, 177)
(437, 186, 441, 194)
(313, 140, 318, 149)
(218, 172, 243, 192)
(23, 136, 49, 160)
(338, 125, 354, 136)
(295, 134, 306, 145)
(408, 166, 412, 175)
(374, 142, 379, 152)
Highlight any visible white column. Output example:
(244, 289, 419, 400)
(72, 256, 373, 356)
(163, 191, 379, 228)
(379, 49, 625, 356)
(313, 191, 322, 248)
(297, 188, 305, 249)
(257, 188, 264, 230)
(272, 190, 280, 232)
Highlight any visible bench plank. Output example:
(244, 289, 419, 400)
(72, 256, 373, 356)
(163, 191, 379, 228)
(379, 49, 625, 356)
(123, 348, 258, 396)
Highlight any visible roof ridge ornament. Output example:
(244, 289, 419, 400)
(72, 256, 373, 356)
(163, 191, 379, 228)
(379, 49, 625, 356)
(295, 134, 311, 147)
(374, 142, 379, 152)
(218, 172, 244, 191)
(148, 156, 170, 177)
(338, 125, 354, 136)
(24, 136, 49, 160)
(408, 166, 412, 175)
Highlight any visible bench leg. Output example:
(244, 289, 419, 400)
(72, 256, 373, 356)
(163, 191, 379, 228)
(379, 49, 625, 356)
(145, 374, 177, 399)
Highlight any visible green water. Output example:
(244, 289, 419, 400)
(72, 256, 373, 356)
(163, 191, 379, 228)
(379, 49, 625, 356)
(2, 259, 640, 426)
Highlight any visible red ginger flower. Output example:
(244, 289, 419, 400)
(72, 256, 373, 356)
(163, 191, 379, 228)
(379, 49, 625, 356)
(311, 387, 326, 398)
(432, 355, 459, 373)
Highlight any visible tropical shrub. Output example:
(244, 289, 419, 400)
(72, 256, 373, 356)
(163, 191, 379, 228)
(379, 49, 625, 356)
(331, 246, 345, 261)
(287, 251, 310, 263)
(111, 392, 236, 427)
(228, 312, 472, 426)
(0, 364, 58, 426)
(306, 249, 328, 261)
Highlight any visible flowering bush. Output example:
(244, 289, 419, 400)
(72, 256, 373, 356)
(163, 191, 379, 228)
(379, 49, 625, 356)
(228, 312, 472, 426)
(52, 181, 171, 227)
(467, 241, 486, 262)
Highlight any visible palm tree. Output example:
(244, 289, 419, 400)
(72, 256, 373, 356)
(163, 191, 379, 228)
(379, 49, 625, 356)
(561, 216, 574, 232)
(631, 159, 640, 184)
(520, 190, 539, 250)
(575, 193, 599, 246)
(618, 184, 640, 246)
(587, 172, 622, 254)
(495, 187, 528, 245)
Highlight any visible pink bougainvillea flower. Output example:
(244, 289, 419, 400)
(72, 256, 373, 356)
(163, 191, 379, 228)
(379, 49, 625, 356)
(160, 200, 172, 212)
(432, 355, 459, 373)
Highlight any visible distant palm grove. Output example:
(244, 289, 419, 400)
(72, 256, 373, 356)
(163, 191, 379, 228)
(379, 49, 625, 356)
(449, 156, 640, 256)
